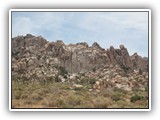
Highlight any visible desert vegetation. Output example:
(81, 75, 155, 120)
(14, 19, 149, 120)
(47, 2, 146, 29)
(12, 77, 148, 108)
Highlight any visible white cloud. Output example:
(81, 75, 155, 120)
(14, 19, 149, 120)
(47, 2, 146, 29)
(12, 11, 148, 57)
(76, 12, 148, 56)
(12, 12, 65, 37)
(78, 12, 148, 32)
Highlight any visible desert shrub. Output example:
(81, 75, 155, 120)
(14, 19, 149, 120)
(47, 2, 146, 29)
(74, 87, 83, 91)
(84, 84, 92, 89)
(80, 73, 85, 76)
(138, 69, 142, 74)
(46, 97, 66, 108)
(137, 78, 143, 82)
(54, 65, 68, 76)
(58, 66, 68, 76)
(47, 101, 55, 107)
(12, 75, 18, 81)
(75, 75, 80, 80)
(46, 76, 54, 83)
(14, 91, 22, 100)
(111, 91, 124, 102)
(93, 98, 112, 108)
(116, 100, 132, 108)
(114, 88, 128, 94)
(111, 94, 121, 102)
(55, 99, 65, 107)
(20, 93, 28, 99)
(55, 74, 61, 82)
(80, 77, 89, 84)
(60, 83, 70, 90)
(67, 96, 82, 107)
(92, 67, 96, 72)
(29, 92, 43, 101)
(100, 90, 112, 97)
(89, 78, 97, 85)
(17, 75, 28, 85)
(130, 94, 144, 103)
(63, 74, 68, 79)
(120, 64, 131, 73)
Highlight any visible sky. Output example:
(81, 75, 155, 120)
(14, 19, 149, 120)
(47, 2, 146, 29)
(12, 11, 148, 57)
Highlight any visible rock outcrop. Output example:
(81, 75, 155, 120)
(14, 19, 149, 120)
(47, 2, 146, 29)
(11, 34, 148, 91)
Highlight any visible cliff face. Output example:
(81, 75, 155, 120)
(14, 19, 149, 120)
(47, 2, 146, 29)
(12, 34, 148, 74)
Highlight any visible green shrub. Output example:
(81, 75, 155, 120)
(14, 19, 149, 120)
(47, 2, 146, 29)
(46, 76, 54, 83)
(130, 94, 144, 103)
(63, 75, 68, 79)
(84, 84, 92, 89)
(80, 77, 89, 84)
(55, 66, 68, 76)
(59, 66, 68, 76)
(89, 78, 97, 85)
(55, 74, 61, 82)
(74, 87, 83, 91)
(92, 67, 96, 72)
(111, 94, 121, 102)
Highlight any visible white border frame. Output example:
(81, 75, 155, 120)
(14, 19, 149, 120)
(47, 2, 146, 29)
(9, 9, 151, 111)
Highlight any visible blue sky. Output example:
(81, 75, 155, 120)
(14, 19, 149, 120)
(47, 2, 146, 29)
(12, 11, 148, 57)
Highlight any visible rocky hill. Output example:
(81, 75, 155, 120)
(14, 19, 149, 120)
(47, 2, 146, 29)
(11, 34, 148, 92)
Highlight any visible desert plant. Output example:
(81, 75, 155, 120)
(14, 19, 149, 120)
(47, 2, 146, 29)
(130, 94, 144, 103)
(80, 73, 85, 76)
(80, 77, 89, 84)
(138, 69, 143, 75)
(55, 74, 61, 82)
(111, 94, 121, 102)
(89, 78, 97, 85)
(67, 96, 82, 107)
(74, 87, 83, 91)
(46, 76, 54, 83)
(63, 74, 68, 79)
(58, 66, 68, 76)
(93, 97, 112, 108)
(92, 67, 96, 72)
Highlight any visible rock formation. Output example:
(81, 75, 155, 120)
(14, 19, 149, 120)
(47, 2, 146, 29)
(11, 34, 148, 91)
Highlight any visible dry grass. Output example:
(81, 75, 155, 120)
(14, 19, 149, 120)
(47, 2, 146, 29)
(12, 81, 148, 108)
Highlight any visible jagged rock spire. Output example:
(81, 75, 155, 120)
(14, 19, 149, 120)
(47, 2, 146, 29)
(92, 42, 101, 49)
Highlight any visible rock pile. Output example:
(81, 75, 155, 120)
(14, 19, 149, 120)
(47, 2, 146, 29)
(89, 64, 148, 92)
